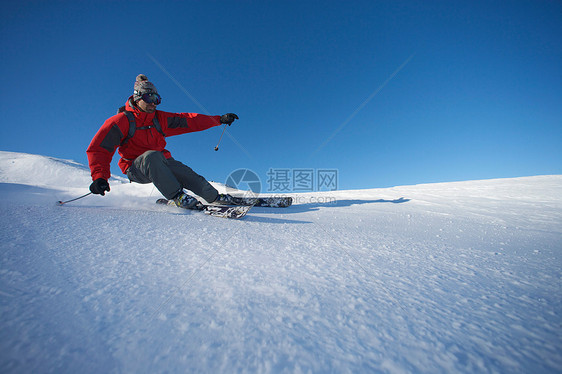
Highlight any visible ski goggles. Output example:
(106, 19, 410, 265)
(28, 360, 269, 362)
(140, 92, 162, 105)
(134, 91, 162, 105)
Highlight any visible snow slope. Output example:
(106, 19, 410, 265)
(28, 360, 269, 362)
(1, 151, 560, 373)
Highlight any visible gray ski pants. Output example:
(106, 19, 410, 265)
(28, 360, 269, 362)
(126, 150, 219, 202)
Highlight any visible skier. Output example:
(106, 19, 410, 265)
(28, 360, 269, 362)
(86, 74, 239, 209)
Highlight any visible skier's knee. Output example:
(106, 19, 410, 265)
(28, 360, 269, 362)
(142, 150, 166, 165)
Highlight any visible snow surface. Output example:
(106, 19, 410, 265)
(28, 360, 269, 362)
(0, 150, 561, 373)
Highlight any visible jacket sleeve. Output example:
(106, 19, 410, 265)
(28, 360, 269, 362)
(158, 111, 222, 137)
(86, 115, 128, 181)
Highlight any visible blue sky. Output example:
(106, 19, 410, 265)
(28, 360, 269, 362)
(1, 0, 560, 191)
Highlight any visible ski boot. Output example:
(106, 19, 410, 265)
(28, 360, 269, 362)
(168, 192, 205, 210)
(213, 193, 257, 206)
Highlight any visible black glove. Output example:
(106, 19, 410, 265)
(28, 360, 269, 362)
(90, 178, 110, 196)
(220, 113, 239, 125)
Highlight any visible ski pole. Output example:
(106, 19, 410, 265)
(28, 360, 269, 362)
(214, 124, 228, 151)
(57, 192, 92, 206)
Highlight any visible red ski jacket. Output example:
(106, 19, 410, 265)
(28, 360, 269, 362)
(87, 97, 221, 181)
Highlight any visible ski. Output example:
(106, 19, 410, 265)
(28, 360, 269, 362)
(156, 198, 251, 219)
(203, 204, 252, 219)
(224, 196, 293, 208)
(254, 196, 293, 208)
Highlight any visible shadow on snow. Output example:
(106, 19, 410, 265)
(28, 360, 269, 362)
(246, 197, 410, 223)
